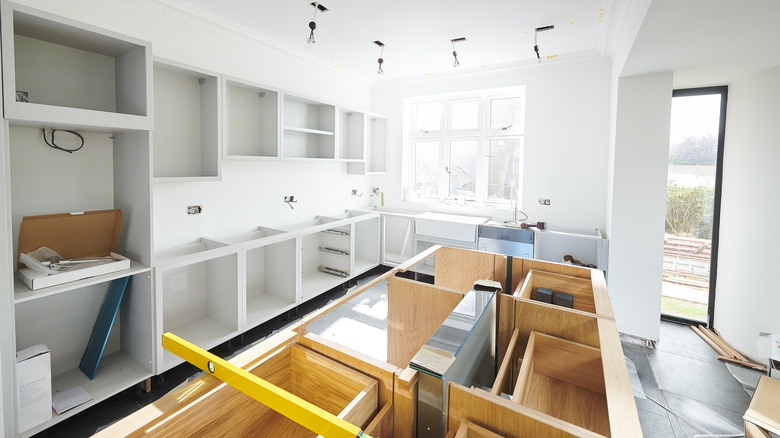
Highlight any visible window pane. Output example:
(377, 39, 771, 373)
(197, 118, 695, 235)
(490, 97, 525, 132)
(415, 141, 439, 196)
(450, 100, 479, 130)
(415, 102, 441, 132)
(449, 140, 477, 196)
(488, 138, 522, 201)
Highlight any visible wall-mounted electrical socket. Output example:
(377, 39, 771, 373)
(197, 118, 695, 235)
(187, 205, 203, 215)
(538, 198, 551, 206)
(284, 195, 295, 203)
(351, 189, 358, 196)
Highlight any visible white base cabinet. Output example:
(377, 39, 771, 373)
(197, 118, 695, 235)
(153, 240, 240, 373)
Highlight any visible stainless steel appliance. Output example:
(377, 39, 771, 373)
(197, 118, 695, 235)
(477, 223, 534, 258)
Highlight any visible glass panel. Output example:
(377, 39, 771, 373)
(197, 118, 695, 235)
(415, 102, 442, 132)
(450, 100, 479, 130)
(489, 96, 525, 133)
(487, 138, 523, 202)
(448, 140, 477, 196)
(662, 93, 721, 322)
(414, 141, 439, 196)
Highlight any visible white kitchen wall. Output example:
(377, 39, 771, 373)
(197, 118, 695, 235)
(372, 57, 612, 232)
(608, 72, 673, 342)
(714, 67, 780, 361)
(12, 0, 375, 250)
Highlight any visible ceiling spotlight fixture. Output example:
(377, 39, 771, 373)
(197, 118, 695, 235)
(307, 2, 328, 44)
(451, 37, 466, 67)
(374, 40, 385, 75)
(534, 25, 554, 62)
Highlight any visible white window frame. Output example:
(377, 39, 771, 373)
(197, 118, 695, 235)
(404, 86, 526, 208)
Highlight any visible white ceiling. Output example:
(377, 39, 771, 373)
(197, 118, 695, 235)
(622, 0, 780, 87)
(162, 0, 615, 82)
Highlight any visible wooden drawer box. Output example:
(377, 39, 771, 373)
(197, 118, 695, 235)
(139, 343, 378, 437)
(518, 269, 597, 314)
(513, 331, 609, 437)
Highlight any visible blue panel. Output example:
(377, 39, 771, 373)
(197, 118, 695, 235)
(79, 276, 130, 380)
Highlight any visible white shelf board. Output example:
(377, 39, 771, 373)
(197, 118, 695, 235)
(153, 176, 222, 184)
(354, 260, 378, 277)
(20, 350, 151, 438)
(301, 271, 347, 300)
(245, 294, 296, 329)
(6, 104, 152, 132)
(223, 154, 280, 161)
(162, 317, 238, 370)
(13, 261, 150, 304)
(283, 126, 334, 136)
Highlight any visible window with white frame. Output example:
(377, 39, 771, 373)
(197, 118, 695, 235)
(405, 87, 526, 207)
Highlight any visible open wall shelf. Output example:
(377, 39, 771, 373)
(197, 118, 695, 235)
(224, 77, 280, 159)
(1, 1, 151, 131)
(153, 59, 221, 181)
(338, 108, 365, 161)
(282, 94, 336, 159)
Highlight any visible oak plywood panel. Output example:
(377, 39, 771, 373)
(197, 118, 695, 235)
(520, 259, 592, 279)
(513, 332, 609, 436)
(597, 318, 643, 438)
(100, 341, 377, 437)
(446, 383, 606, 438)
(518, 270, 597, 315)
(434, 246, 496, 292)
(394, 367, 418, 438)
(387, 275, 465, 368)
(513, 300, 601, 351)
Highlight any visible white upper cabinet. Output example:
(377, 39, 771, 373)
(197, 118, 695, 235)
(0, 1, 152, 132)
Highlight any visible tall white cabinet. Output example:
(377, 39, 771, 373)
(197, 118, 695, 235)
(0, 2, 387, 436)
(0, 1, 155, 436)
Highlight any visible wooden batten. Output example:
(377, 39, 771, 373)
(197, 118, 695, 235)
(386, 274, 465, 368)
(433, 246, 496, 292)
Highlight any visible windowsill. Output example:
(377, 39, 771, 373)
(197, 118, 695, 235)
(400, 195, 524, 220)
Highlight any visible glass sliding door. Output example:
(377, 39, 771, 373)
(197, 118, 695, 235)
(662, 87, 727, 325)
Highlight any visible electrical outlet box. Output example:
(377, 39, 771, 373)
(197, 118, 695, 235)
(284, 195, 295, 203)
(186, 205, 202, 215)
(538, 198, 551, 206)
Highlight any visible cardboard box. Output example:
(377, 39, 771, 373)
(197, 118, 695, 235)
(16, 345, 52, 432)
(16, 210, 131, 290)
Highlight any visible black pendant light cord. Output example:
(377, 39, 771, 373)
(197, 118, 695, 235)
(42, 128, 85, 154)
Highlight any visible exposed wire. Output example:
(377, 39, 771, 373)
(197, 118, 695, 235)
(41, 129, 85, 154)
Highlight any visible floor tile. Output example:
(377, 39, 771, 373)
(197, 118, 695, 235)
(647, 347, 751, 413)
(655, 322, 721, 365)
(637, 407, 676, 438)
(623, 342, 668, 416)
(662, 390, 745, 438)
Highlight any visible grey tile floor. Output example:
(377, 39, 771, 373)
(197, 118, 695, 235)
(36, 270, 764, 437)
(627, 322, 762, 438)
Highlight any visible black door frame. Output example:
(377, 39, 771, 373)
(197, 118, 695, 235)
(661, 86, 727, 328)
